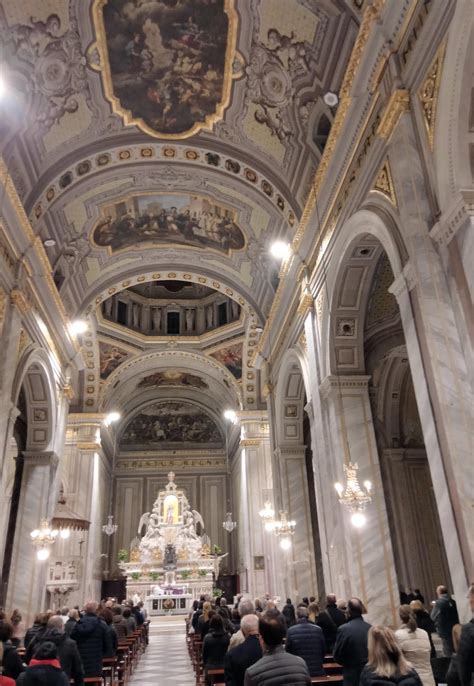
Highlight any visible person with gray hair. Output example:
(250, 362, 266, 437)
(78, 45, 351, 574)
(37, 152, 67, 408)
(25, 615, 84, 686)
(228, 599, 256, 651)
(286, 605, 326, 677)
(225, 614, 262, 686)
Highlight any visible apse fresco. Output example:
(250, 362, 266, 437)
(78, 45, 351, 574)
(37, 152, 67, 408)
(92, 193, 245, 253)
(137, 371, 208, 390)
(97, 0, 234, 137)
(211, 343, 242, 379)
(99, 342, 132, 379)
(120, 401, 222, 449)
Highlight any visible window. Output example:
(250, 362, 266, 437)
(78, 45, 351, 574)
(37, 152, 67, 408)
(117, 301, 128, 325)
(218, 302, 228, 326)
(167, 311, 180, 334)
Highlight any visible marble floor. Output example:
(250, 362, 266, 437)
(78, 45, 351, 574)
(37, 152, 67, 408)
(129, 615, 195, 685)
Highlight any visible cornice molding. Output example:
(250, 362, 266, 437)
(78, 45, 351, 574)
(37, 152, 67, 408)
(430, 191, 474, 248)
(320, 374, 371, 398)
(377, 90, 410, 140)
(23, 450, 59, 468)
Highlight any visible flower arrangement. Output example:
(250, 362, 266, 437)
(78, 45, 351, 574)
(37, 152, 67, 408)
(150, 571, 159, 581)
(180, 569, 191, 579)
(198, 569, 207, 577)
(212, 588, 223, 598)
(213, 545, 222, 555)
(117, 549, 128, 562)
(130, 571, 140, 580)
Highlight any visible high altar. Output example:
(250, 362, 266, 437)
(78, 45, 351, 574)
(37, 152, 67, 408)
(119, 472, 225, 615)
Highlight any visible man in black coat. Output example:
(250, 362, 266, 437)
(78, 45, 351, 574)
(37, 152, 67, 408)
(325, 594, 347, 627)
(71, 601, 112, 677)
(430, 585, 459, 657)
(25, 616, 84, 686)
(0, 620, 25, 680)
(333, 598, 371, 686)
(224, 614, 262, 686)
(286, 606, 326, 677)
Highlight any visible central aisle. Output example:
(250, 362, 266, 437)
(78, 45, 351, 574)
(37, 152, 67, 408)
(129, 615, 196, 685)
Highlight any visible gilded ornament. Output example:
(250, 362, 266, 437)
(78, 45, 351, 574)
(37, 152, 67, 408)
(377, 90, 410, 140)
(418, 43, 446, 150)
(371, 159, 397, 206)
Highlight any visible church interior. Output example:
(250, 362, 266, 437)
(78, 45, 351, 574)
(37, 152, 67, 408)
(0, 0, 472, 682)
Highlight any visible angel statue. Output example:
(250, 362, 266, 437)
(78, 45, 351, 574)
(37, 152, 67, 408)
(182, 505, 204, 540)
(138, 510, 163, 549)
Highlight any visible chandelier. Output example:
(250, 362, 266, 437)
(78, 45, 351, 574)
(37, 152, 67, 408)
(102, 515, 118, 536)
(31, 519, 59, 560)
(273, 511, 296, 550)
(259, 501, 276, 531)
(335, 462, 372, 527)
(222, 512, 237, 533)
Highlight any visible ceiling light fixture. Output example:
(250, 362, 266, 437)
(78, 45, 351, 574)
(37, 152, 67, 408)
(0, 74, 6, 100)
(70, 320, 88, 335)
(104, 411, 121, 426)
(270, 241, 291, 260)
(323, 91, 339, 107)
(223, 409, 237, 423)
(44, 238, 56, 247)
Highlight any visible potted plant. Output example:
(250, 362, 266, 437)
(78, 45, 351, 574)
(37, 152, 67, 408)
(117, 549, 128, 563)
(150, 571, 159, 582)
(198, 569, 207, 577)
(212, 588, 223, 599)
(213, 545, 222, 556)
(130, 571, 140, 581)
(180, 569, 191, 580)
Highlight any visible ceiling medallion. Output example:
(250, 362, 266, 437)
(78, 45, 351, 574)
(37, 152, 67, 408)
(92, 0, 238, 139)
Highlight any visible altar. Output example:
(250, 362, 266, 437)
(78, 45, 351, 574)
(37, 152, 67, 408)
(119, 472, 226, 609)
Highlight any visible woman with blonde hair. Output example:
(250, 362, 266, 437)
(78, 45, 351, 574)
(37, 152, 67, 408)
(360, 625, 422, 686)
(395, 606, 435, 686)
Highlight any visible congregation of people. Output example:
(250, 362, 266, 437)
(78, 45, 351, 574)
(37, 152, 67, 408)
(186, 583, 474, 686)
(0, 598, 147, 685)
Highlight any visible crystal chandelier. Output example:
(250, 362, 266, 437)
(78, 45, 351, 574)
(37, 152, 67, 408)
(31, 519, 59, 560)
(273, 511, 296, 550)
(259, 501, 276, 531)
(102, 515, 118, 536)
(222, 512, 237, 533)
(335, 462, 372, 527)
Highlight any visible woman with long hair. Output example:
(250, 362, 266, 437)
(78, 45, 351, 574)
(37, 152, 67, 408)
(360, 625, 422, 686)
(410, 600, 436, 658)
(395, 606, 435, 686)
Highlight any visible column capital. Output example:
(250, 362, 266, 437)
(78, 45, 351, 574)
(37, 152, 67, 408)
(430, 190, 474, 248)
(22, 450, 59, 468)
(320, 374, 371, 398)
(274, 444, 306, 460)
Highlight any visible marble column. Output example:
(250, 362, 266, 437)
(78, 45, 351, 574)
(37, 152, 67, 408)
(320, 375, 399, 627)
(389, 115, 473, 614)
(6, 450, 59, 621)
(232, 413, 282, 600)
(59, 414, 111, 606)
(274, 445, 318, 603)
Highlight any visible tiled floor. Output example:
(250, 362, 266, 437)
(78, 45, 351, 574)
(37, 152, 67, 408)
(129, 615, 195, 685)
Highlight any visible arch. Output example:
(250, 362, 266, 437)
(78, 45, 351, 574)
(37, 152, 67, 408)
(434, 1, 474, 210)
(318, 206, 408, 379)
(11, 346, 59, 452)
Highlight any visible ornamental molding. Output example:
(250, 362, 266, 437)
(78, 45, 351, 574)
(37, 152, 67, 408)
(319, 374, 371, 398)
(371, 158, 397, 206)
(429, 191, 474, 248)
(377, 90, 410, 140)
(418, 42, 446, 150)
(116, 457, 226, 471)
(10, 289, 32, 315)
(23, 450, 59, 468)
(297, 292, 314, 317)
(388, 261, 417, 300)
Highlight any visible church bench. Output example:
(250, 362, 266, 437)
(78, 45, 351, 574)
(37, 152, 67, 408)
(206, 667, 225, 684)
(322, 662, 343, 674)
(102, 656, 118, 685)
(311, 676, 343, 684)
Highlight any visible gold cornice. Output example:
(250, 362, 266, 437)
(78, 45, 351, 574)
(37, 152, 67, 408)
(239, 439, 261, 447)
(92, 0, 238, 140)
(418, 42, 446, 150)
(10, 288, 31, 315)
(376, 89, 410, 140)
(297, 292, 314, 318)
(371, 158, 397, 206)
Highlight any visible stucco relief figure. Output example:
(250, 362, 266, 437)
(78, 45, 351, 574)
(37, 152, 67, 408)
(152, 306, 162, 331)
(206, 304, 214, 328)
(185, 308, 195, 331)
(104, 296, 114, 318)
(230, 299, 240, 319)
(132, 302, 141, 328)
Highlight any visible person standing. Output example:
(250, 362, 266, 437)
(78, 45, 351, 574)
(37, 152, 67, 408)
(325, 594, 347, 627)
(456, 584, 474, 686)
(244, 614, 310, 685)
(229, 599, 255, 651)
(395, 606, 435, 686)
(360, 625, 422, 686)
(410, 600, 436, 658)
(225, 614, 262, 686)
(286, 606, 326, 677)
(430, 586, 459, 657)
(71, 601, 111, 678)
(333, 598, 371, 686)
(17, 641, 69, 686)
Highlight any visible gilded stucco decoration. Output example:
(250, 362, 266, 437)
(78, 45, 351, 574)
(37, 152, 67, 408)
(418, 43, 446, 150)
(92, 0, 238, 139)
(371, 159, 397, 206)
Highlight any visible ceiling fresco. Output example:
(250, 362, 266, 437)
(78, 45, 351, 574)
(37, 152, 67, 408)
(120, 401, 223, 449)
(93, 0, 237, 138)
(92, 192, 245, 253)
(0, 0, 361, 419)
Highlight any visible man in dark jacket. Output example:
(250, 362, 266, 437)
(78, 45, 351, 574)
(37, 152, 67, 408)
(111, 606, 129, 639)
(225, 614, 262, 686)
(71, 601, 112, 677)
(286, 606, 326, 677)
(25, 616, 83, 686)
(326, 594, 347, 627)
(0, 620, 25, 680)
(203, 615, 230, 671)
(430, 585, 459, 657)
(17, 641, 69, 686)
(333, 598, 371, 686)
(457, 584, 474, 686)
(244, 614, 310, 685)
(23, 615, 44, 649)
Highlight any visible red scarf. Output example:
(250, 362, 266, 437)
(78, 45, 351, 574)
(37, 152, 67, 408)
(29, 659, 62, 669)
